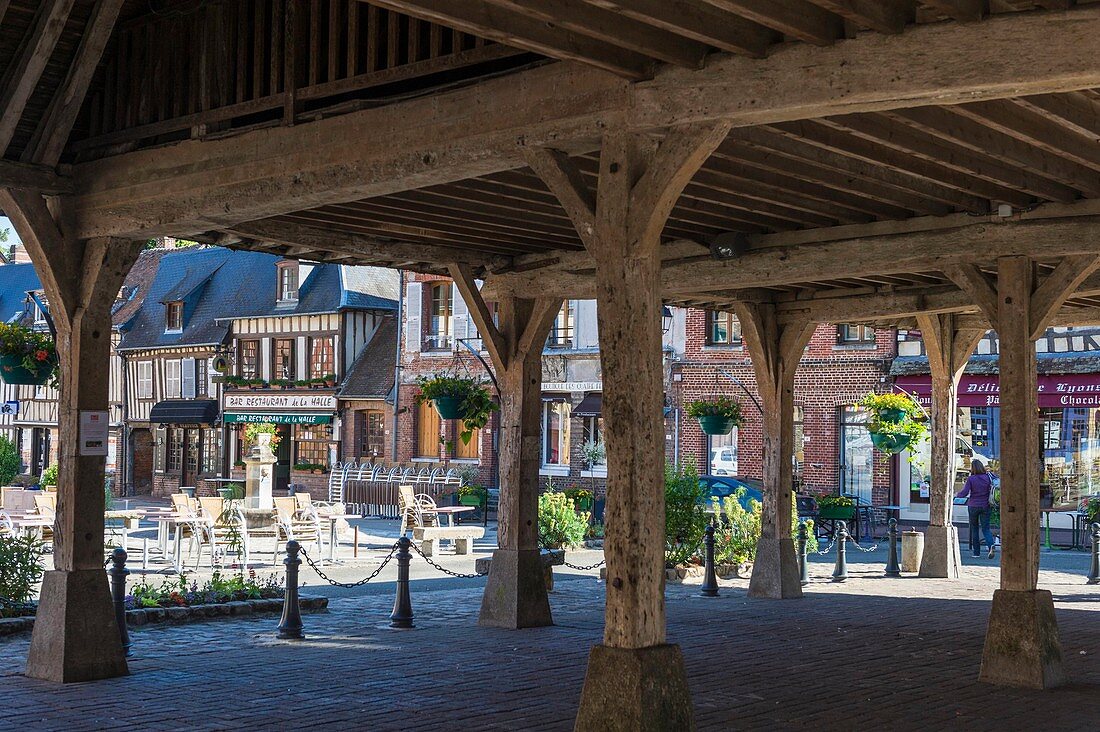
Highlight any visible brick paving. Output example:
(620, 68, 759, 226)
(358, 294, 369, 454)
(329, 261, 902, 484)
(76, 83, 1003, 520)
(2, 556, 1100, 731)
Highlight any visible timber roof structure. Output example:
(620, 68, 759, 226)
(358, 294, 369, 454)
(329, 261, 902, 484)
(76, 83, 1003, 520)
(1, 1, 1100, 330)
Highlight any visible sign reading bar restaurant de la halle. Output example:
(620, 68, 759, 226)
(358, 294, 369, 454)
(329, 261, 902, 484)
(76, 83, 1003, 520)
(895, 374, 1100, 408)
(223, 393, 337, 425)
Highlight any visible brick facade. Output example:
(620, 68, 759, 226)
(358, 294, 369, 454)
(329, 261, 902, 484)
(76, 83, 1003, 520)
(671, 310, 897, 505)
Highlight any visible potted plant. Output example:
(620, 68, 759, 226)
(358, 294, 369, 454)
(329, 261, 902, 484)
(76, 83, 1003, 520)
(564, 487, 594, 512)
(415, 374, 498, 445)
(311, 463, 326, 475)
(248, 378, 266, 390)
(323, 373, 337, 388)
(243, 422, 281, 451)
(816, 494, 856, 521)
(233, 460, 245, 470)
(686, 396, 743, 436)
(458, 484, 487, 508)
(293, 462, 311, 472)
(39, 464, 58, 491)
(0, 323, 58, 386)
(860, 392, 927, 455)
(295, 379, 309, 389)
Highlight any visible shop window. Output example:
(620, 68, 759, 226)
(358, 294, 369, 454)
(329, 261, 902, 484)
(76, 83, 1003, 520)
(309, 336, 335, 380)
(273, 338, 295, 380)
(706, 311, 741, 346)
(416, 400, 441, 458)
(793, 405, 805, 486)
(201, 429, 220, 473)
(165, 428, 183, 472)
(137, 361, 153, 399)
(547, 301, 575, 349)
(582, 417, 605, 469)
(165, 301, 183, 333)
(165, 359, 181, 398)
(359, 411, 386, 458)
(295, 423, 333, 466)
(425, 283, 452, 351)
(542, 400, 571, 467)
(837, 324, 875, 345)
(278, 262, 299, 301)
(185, 430, 200, 475)
(239, 340, 259, 379)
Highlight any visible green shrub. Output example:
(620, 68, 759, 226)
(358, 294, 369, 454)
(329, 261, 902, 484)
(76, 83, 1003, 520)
(0, 533, 45, 606)
(538, 491, 589, 549)
(0, 435, 20, 486)
(665, 461, 708, 567)
(709, 491, 817, 564)
(40, 464, 58, 487)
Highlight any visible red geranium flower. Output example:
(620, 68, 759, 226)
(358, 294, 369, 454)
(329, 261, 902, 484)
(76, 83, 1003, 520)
(34, 350, 48, 361)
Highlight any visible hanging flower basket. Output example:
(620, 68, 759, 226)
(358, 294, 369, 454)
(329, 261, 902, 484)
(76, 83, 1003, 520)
(432, 396, 466, 420)
(870, 431, 912, 454)
(686, 396, 743, 436)
(0, 323, 58, 386)
(876, 407, 907, 423)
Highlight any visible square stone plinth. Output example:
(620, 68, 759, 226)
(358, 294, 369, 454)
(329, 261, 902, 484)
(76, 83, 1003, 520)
(980, 589, 1065, 688)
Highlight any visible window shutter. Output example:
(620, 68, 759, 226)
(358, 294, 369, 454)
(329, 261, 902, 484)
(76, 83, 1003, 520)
(451, 282, 469, 344)
(181, 357, 196, 399)
(208, 358, 217, 397)
(405, 282, 422, 353)
(154, 426, 166, 473)
(575, 300, 599, 349)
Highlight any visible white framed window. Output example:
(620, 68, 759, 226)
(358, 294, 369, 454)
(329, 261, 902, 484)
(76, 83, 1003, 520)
(278, 263, 299, 301)
(165, 302, 183, 333)
(165, 359, 181, 399)
(547, 301, 575, 349)
(137, 361, 153, 399)
(425, 283, 453, 351)
(542, 399, 571, 467)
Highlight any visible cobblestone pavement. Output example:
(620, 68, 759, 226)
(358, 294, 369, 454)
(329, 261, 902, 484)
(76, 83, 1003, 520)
(2, 554, 1099, 731)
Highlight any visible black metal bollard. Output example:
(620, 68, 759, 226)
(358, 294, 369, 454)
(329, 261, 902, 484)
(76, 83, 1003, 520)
(390, 536, 415, 628)
(1088, 523, 1100, 585)
(108, 547, 132, 658)
(277, 540, 305, 640)
(797, 521, 809, 586)
(884, 518, 901, 577)
(700, 521, 719, 597)
(831, 521, 849, 582)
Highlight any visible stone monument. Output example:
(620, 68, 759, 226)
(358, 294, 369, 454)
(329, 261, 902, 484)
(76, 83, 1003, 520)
(243, 431, 277, 509)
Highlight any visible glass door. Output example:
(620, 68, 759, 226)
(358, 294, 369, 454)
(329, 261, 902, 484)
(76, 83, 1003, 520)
(839, 406, 873, 504)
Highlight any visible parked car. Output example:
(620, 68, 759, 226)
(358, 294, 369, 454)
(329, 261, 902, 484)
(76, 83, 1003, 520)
(699, 474, 763, 511)
(709, 446, 739, 475)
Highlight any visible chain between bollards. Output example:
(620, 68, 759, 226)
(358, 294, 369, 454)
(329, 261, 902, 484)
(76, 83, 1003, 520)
(1088, 523, 1100, 585)
(277, 540, 305, 640)
(108, 547, 132, 658)
(797, 521, 809, 586)
(831, 521, 849, 582)
(884, 519, 901, 578)
(390, 535, 415, 628)
(700, 520, 719, 597)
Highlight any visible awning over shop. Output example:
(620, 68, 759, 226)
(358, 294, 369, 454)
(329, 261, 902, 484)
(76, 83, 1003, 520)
(895, 374, 1100, 409)
(224, 413, 332, 425)
(149, 399, 219, 425)
(571, 393, 602, 417)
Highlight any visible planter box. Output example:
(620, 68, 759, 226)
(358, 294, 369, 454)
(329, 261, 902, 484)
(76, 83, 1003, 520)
(817, 505, 856, 521)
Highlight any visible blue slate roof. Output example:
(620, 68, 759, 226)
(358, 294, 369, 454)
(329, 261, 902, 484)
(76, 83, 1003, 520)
(0, 263, 40, 324)
(892, 353, 1100, 376)
(119, 247, 398, 351)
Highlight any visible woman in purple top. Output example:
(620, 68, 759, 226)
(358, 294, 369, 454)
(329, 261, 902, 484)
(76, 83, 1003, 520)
(957, 459, 996, 559)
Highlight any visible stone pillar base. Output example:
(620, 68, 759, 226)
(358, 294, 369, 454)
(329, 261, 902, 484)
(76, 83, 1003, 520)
(748, 537, 803, 599)
(25, 569, 128, 683)
(918, 525, 962, 579)
(979, 589, 1065, 689)
(478, 549, 553, 629)
(575, 644, 694, 732)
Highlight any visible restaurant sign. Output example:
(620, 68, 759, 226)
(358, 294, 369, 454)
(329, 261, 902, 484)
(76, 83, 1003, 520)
(895, 374, 1100, 408)
(224, 413, 332, 425)
(224, 393, 337, 411)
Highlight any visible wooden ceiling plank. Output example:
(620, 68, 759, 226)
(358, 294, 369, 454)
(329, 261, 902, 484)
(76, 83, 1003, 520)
(481, 0, 709, 68)
(0, 0, 78, 152)
(1011, 93, 1100, 148)
(803, 0, 912, 34)
(691, 167, 870, 224)
(955, 99, 1100, 173)
(887, 106, 1100, 197)
(582, 0, 774, 57)
(698, 0, 843, 45)
(824, 113, 1078, 203)
(360, 0, 653, 78)
(920, 0, 984, 21)
(22, 0, 126, 165)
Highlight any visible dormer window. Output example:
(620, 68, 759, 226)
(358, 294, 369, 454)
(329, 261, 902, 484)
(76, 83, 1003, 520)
(165, 301, 183, 333)
(33, 296, 48, 325)
(278, 262, 299, 302)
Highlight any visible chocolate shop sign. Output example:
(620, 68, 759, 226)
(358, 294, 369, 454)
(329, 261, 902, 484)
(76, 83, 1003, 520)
(224, 394, 337, 411)
(895, 374, 1100, 408)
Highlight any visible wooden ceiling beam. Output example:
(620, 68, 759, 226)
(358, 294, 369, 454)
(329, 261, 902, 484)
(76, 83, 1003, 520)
(0, 0, 77, 152)
(1014, 93, 1100, 141)
(954, 99, 1100, 173)
(0, 160, 72, 194)
(361, 0, 654, 79)
(920, 0, 984, 22)
(480, 0, 709, 68)
(803, 0, 913, 34)
(698, 0, 843, 46)
(582, 0, 775, 57)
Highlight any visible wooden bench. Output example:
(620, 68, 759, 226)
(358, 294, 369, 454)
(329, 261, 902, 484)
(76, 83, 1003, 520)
(412, 525, 485, 556)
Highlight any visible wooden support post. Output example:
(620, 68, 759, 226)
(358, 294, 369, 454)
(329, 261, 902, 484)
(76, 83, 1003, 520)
(450, 264, 560, 628)
(521, 121, 729, 732)
(949, 255, 1078, 688)
(0, 188, 144, 683)
(733, 303, 813, 599)
(915, 314, 983, 578)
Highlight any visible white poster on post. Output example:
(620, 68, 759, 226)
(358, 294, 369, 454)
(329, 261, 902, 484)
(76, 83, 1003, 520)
(79, 410, 109, 456)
